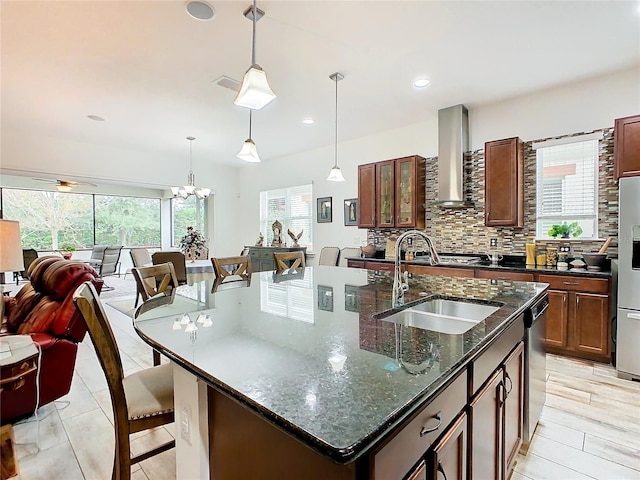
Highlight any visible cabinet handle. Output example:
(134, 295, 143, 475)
(419, 411, 442, 437)
(505, 371, 513, 396)
(563, 281, 580, 285)
(563, 295, 567, 305)
(497, 381, 506, 408)
(437, 462, 449, 480)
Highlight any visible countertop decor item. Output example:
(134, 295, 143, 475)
(360, 244, 376, 258)
(598, 237, 612, 254)
(582, 252, 607, 270)
(548, 222, 583, 238)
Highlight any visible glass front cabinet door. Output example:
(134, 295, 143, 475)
(376, 160, 395, 228)
(396, 157, 416, 227)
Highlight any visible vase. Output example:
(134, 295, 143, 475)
(184, 248, 197, 263)
(62, 252, 73, 260)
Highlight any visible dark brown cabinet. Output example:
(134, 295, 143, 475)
(429, 412, 467, 480)
(358, 163, 376, 228)
(484, 137, 523, 227)
(358, 155, 426, 229)
(470, 342, 523, 480)
(539, 274, 611, 362)
(614, 114, 640, 179)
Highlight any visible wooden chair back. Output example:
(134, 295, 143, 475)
(132, 263, 179, 306)
(273, 251, 306, 273)
(212, 255, 252, 282)
(73, 282, 175, 480)
(152, 251, 187, 285)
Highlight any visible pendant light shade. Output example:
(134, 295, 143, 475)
(171, 137, 210, 199)
(234, 0, 275, 110)
(327, 72, 345, 182)
(238, 110, 261, 163)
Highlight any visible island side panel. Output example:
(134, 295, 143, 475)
(208, 388, 358, 480)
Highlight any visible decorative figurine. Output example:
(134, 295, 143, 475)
(271, 220, 284, 246)
(287, 229, 303, 248)
(255, 232, 264, 246)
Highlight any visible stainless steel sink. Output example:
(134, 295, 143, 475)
(410, 298, 500, 321)
(379, 298, 501, 334)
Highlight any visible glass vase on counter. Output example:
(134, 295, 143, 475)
(546, 247, 558, 267)
(526, 238, 536, 265)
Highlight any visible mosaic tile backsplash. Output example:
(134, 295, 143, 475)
(367, 128, 618, 257)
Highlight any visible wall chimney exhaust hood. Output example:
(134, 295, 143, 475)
(436, 104, 473, 208)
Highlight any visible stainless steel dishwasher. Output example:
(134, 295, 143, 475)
(522, 293, 549, 449)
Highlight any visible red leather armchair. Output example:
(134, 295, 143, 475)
(1, 256, 103, 424)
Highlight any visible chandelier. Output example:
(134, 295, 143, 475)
(171, 136, 211, 199)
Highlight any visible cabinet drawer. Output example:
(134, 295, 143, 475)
(347, 259, 366, 269)
(471, 317, 524, 396)
(373, 372, 466, 480)
(537, 274, 609, 293)
(365, 261, 395, 272)
(476, 270, 535, 282)
(407, 265, 475, 278)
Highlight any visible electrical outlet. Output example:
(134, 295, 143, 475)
(374, 237, 379, 244)
(407, 238, 413, 246)
(490, 238, 498, 247)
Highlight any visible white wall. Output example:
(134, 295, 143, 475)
(238, 67, 639, 254)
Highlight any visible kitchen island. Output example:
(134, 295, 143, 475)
(134, 266, 547, 479)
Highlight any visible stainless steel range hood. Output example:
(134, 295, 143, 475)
(436, 104, 473, 207)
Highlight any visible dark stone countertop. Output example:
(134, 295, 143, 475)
(347, 253, 614, 278)
(134, 266, 547, 464)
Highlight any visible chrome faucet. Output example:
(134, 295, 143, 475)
(392, 230, 440, 307)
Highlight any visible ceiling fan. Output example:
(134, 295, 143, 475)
(33, 178, 97, 192)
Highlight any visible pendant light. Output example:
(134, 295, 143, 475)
(171, 137, 211, 199)
(234, 0, 276, 110)
(327, 72, 345, 182)
(237, 110, 261, 163)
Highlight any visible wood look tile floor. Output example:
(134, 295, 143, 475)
(7, 291, 640, 479)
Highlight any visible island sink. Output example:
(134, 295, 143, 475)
(379, 298, 502, 334)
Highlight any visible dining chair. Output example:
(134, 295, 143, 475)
(131, 263, 178, 308)
(13, 248, 39, 284)
(318, 246, 340, 266)
(125, 247, 152, 279)
(339, 247, 362, 267)
(211, 255, 252, 283)
(73, 281, 175, 480)
(152, 251, 187, 285)
(273, 251, 306, 273)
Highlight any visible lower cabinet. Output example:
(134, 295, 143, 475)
(539, 274, 611, 362)
(429, 412, 468, 480)
(470, 342, 524, 480)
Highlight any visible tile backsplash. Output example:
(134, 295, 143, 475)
(367, 128, 618, 257)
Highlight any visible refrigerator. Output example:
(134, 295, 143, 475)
(617, 176, 640, 380)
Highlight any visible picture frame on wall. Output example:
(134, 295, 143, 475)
(317, 197, 332, 223)
(344, 285, 360, 312)
(317, 285, 334, 312)
(344, 198, 358, 226)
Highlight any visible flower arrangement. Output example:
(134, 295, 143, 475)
(179, 226, 207, 251)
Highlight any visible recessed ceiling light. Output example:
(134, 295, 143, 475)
(186, 1, 215, 21)
(302, 118, 315, 125)
(87, 115, 105, 121)
(413, 78, 431, 88)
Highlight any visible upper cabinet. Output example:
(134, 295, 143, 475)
(484, 137, 524, 227)
(614, 114, 640, 179)
(358, 155, 426, 229)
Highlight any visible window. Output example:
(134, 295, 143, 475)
(171, 196, 206, 246)
(259, 184, 313, 250)
(535, 135, 599, 239)
(1, 188, 161, 250)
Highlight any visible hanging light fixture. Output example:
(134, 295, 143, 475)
(171, 137, 211, 199)
(234, 0, 276, 110)
(237, 110, 261, 163)
(327, 72, 345, 182)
